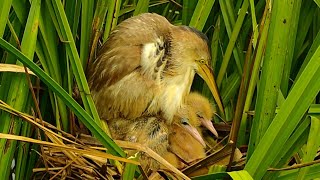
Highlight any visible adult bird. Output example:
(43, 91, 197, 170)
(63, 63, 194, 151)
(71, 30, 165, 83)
(87, 13, 223, 123)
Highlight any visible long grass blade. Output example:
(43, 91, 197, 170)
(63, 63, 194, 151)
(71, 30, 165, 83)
(80, 0, 94, 68)
(280, 0, 302, 96)
(133, 0, 150, 16)
(239, 3, 271, 146)
(0, 0, 12, 37)
(245, 26, 320, 179)
(217, 0, 246, 85)
(228, 170, 254, 180)
(265, 116, 310, 179)
(296, 115, 320, 179)
(103, 0, 121, 41)
(189, 0, 216, 31)
(0, 0, 41, 178)
(182, 0, 197, 25)
(247, 0, 302, 160)
(0, 38, 125, 157)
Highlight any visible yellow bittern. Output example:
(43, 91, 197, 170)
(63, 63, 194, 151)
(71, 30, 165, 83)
(87, 13, 223, 123)
(186, 92, 218, 137)
(108, 104, 205, 170)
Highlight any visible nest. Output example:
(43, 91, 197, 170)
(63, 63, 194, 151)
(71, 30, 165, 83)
(0, 100, 243, 179)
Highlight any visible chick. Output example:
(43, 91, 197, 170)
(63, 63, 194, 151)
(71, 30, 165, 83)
(108, 105, 205, 170)
(168, 121, 206, 164)
(186, 92, 218, 137)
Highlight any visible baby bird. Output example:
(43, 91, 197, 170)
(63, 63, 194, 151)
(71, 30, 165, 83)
(167, 121, 206, 164)
(186, 92, 218, 137)
(160, 125, 206, 171)
(108, 105, 205, 170)
(163, 93, 217, 169)
(109, 116, 169, 170)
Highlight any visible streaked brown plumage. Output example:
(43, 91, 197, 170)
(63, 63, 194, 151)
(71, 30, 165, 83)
(87, 13, 223, 123)
(108, 104, 205, 170)
(186, 92, 218, 137)
(109, 116, 168, 170)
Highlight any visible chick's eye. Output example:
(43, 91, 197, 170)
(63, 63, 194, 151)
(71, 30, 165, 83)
(197, 113, 203, 118)
(181, 118, 189, 125)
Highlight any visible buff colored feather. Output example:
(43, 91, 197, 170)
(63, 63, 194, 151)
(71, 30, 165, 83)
(87, 13, 223, 124)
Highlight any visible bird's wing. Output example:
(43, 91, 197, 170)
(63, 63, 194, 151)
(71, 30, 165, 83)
(87, 13, 172, 91)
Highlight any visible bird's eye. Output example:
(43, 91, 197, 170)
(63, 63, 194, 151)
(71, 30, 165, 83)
(198, 59, 206, 64)
(197, 113, 203, 118)
(181, 118, 189, 125)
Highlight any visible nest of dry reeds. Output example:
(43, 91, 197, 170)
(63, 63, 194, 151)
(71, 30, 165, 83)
(0, 99, 243, 180)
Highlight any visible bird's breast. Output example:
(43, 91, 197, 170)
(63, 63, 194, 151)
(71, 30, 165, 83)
(154, 68, 195, 122)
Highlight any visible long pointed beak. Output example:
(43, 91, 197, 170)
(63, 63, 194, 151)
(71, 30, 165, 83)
(197, 64, 224, 114)
(183, 125, 206, 147)
(200, 118, 219, 137)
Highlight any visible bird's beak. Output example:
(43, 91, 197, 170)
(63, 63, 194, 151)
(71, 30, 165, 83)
(200, 118, 219, 137)
(197, 64, 224, 114)
(182, 125, 206, 147)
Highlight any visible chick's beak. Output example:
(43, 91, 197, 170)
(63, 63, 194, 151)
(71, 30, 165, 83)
(182, 125, 206, 147)
(197, 64, 224, 114)
(200, 118, 219, 137)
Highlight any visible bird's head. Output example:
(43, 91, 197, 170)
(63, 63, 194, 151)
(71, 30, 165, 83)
(186, 92, 219, 137)
(172, 105, 205, 147)
(169, 26, 224, 114)
(169, 26, 211, 71)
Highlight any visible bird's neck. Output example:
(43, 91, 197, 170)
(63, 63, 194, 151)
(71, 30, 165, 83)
(159, 67, 195, 123)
